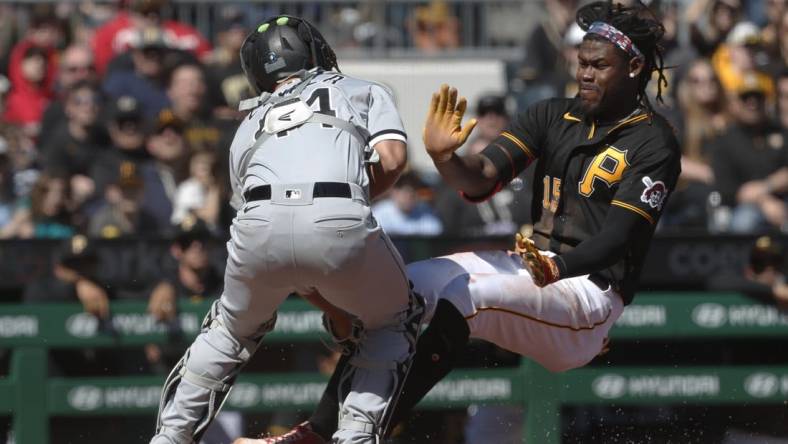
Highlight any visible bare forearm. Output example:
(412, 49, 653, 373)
(368, 161, 404, 199)
(369, 140, 407, 199)
(434, 152, 499, 198)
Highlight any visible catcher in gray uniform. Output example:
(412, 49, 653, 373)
(150, 15, 425, 444)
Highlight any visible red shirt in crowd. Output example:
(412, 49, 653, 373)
(91, 11, 212, 76)
(2, 40, 58, 127)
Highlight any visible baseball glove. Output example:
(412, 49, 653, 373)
(515, 233, 560, 287)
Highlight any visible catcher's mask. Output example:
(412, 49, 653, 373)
(240, 15, 339, 95)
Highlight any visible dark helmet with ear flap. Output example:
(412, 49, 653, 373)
(240, 15, 339, 95)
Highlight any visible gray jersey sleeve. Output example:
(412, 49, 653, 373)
(367, 84, 407, 147)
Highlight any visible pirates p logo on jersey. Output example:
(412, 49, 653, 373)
(640, 176, 667, 210)
(578, 145, 629, 197)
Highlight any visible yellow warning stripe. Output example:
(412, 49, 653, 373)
(501, 132, 535, 160)
(611, 200, 654, 225)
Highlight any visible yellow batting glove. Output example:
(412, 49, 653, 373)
(422, 84, 477, 163)
(515, 233, 560, 287)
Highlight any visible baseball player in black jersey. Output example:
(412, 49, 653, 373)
(238, 2, 681, 443)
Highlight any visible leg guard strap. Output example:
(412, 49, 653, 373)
(179, 365, 232, 393)
(338, 417, 376, 435)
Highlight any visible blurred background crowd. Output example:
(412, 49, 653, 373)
(0, 0, 786, 442)
(0, 0, 787, 245)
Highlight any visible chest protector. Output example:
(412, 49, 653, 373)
(232, 71, 375, 208)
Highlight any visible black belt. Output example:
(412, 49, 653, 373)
(244, 182, 352, 202)
(588, 273, 610, 291)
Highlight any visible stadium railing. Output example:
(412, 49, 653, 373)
(2, 293, 788, 443)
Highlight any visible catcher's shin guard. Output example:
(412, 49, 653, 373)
(308, 299, 469, 441)
(152, 300, 276, 443)
(389, 298, 469, 428)
(334, 287, 426, 442)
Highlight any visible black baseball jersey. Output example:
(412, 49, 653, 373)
(477, 97, 681, 304)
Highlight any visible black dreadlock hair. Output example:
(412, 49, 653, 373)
(576, 1, 668, 113)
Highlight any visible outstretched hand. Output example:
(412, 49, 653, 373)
(515, 233, 560, 287)
(422, 84, 478, 163)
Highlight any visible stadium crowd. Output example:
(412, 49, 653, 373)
(0, 0, 787, 245)
(0, 0, 787, 442)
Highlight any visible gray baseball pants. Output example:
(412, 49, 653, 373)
(151, 183, 419, 444)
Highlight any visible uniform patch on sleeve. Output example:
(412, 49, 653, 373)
(640, 176, 668, 210)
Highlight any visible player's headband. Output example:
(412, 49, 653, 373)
(586, 21, 644, 60)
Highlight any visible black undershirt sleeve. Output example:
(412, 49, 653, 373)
(553, 206, 651, 279)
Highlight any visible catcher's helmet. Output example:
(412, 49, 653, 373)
(240, 15, 338, 95)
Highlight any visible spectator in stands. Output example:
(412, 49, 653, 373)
(762, 0, 787, 59)
(662, 59, 728, 228)
(465, 95, 510, 154)
(0, 136, 16, 231)
(145, 215, 221, 371)
(372, 171, 442, 235)
(65, 2, 118, 47)
(747, 236, 788, 307)
(709, 235, 788, 308)
(53, 44, 97, 98)
(91, 0, 211, 77)
(2, 45, 56, 137)
(165, 62, 221, 152)
(91, 95, 149, 196)
(30, 173, 76, 238)
(205, 7, 253, 120)
(147, 216, 221, 323)
(1, 6, 59, 132)
(1, 173, 75, 239)
(40, 81, 107, 212)
(678, 59, 729, 166)
(23, 234, 110, 318)
(103, 26, 171, 120)
(89, 161, 159, 238)
(710, 74, 788, 232)
(435, 95, 531, 236)
(39, 45, 97, 148)
(712, 21, 775, 100)
(140, 109, 189, 230)
(171, 149, 221, 229)
(409, 0, 460, 53)
(521, 22, 585, 107)
(22, 234, 119, 381)
(0, 123, 38, 202)
(557, 23, 584, 98)
(688, 0, 743, 57)
(777, 69, 788, 129)
(519, 0, 578, 84)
